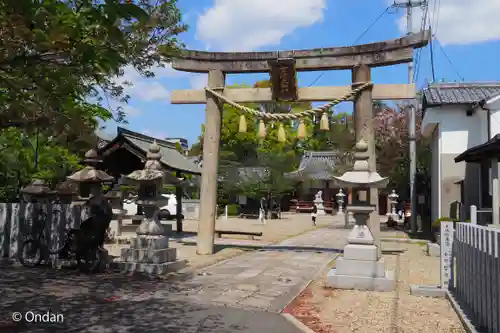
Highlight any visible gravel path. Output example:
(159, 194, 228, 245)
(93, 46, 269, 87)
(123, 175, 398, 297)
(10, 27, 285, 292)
(285, 242, 466, 333)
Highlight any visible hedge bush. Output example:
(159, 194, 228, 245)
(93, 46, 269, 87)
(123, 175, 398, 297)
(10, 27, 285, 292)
(431, 217, 470, 229)
(227, 204, 240, 216)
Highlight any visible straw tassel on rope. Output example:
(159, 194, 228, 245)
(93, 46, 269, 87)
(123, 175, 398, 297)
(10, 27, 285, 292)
(320, 112, 329, 131)
(277, 123, 286, 142)
(204, 81, 372, 140)
(297, 119, 306, 139)
(238, 114, 247, 133)
(258, 119, 266, 139)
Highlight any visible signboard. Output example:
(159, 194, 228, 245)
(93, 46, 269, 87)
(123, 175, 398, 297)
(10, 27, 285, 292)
(268, 58, 298, 101)
(418, 195, 425, 204)
(440, 222, 454, 289)
(238, 195, 247, 205)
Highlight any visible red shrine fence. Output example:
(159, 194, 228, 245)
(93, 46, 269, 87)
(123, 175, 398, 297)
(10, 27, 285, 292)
(450, 222, 500, 332)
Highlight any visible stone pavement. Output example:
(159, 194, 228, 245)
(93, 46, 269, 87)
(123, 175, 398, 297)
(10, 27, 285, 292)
(1, 219, 348, 332)
(176, 223, 348, 312)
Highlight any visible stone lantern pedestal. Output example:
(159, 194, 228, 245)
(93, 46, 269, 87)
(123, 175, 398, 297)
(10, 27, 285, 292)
(105, 184, 126, 238)
(112, 141, 186, 274)
(327, 140, 395, 292)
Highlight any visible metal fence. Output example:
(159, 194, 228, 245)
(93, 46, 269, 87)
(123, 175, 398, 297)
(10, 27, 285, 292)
(452, 222, 500, 333)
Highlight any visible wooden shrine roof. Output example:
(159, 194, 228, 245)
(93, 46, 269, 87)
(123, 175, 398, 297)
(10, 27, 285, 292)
(286, 151, 338, 181)
(99, 127, 201, 175)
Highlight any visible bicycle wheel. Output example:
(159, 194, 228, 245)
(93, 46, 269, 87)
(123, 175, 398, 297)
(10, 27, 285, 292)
(19, 239, 43, 267)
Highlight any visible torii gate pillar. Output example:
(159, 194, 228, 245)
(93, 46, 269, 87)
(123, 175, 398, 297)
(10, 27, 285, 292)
(352, 65, 377, 207)
(352, 64, 380, 253)
(197, 70, 225, 255)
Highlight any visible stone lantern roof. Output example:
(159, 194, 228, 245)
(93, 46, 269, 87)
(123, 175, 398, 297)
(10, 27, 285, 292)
(332, 140, 388, 188)
(20, 179, 54, 196)
(67, 148, 114, 183)
(125, 141, 165, 183)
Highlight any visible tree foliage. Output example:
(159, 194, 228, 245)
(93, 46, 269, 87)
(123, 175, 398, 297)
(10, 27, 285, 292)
(0, 0, 187, 201)
(374, 105, 430, 198)
(0, 128, 81, 201)
(0, 0, 186, 131)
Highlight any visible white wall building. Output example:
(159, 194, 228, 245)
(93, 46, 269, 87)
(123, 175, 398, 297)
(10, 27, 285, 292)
(421, 83, 500, 222)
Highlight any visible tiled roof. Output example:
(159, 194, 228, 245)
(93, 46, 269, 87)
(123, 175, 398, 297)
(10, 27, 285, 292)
(115, 127, 201, 175)
(286, 151, 338, 180)
(422, 82, 500, 108)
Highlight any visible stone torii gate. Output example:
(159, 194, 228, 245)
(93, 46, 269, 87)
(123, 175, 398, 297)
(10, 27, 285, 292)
(170, 30, 430, 255)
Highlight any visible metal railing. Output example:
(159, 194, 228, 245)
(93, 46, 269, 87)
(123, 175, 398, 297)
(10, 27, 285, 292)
(452, 222, 500, 332)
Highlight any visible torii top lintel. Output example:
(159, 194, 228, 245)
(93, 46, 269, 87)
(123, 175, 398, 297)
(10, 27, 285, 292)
(172, 31, 430, 74)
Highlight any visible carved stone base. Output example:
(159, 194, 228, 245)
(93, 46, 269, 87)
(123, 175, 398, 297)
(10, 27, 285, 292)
(314, 201, 325, 216)
(111, 235, 185, 275)
(327, 227, 395, 292)
(136, 219, 165, 235)
(344, 212, 356, 228)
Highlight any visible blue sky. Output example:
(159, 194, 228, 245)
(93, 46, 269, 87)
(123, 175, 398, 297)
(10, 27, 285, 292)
(102, 0, 500, 146)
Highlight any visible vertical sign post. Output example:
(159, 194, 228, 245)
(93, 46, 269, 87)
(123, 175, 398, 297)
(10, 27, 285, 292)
(440, 221, 454, 289)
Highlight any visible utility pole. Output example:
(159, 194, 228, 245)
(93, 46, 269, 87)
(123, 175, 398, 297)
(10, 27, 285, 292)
(391, 1, 427, 233)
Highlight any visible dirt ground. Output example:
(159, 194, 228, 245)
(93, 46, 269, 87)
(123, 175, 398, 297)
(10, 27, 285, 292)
(283, 243, 466, 333)
(106, 213, 319, 270)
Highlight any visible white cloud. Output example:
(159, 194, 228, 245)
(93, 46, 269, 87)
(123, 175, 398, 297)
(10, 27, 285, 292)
(397, 0, 500, 45)
(196, 0, 327, 51)
(119, 65, 177, 102)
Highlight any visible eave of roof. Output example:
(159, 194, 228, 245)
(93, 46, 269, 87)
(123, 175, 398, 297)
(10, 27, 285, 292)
(99, 127, 201, 175)
(454, 134, 500, 163)
(422, 82, 500, 110)
(286, 151, 338, 180)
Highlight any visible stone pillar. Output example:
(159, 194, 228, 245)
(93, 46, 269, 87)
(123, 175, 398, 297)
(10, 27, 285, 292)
(386, 194, 391, 216)
(352, 65, 379, 243)
(176, 171, 183, 233)
(352, 65, 377, 209)
(490, 159, 500, 227)
(197, 70, 225, 255)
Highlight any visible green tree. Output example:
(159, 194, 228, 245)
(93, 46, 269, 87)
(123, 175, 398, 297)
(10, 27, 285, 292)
(0, 0, 186, 131)
(0, 128, 81, 201)
(0, 0, 187, 199)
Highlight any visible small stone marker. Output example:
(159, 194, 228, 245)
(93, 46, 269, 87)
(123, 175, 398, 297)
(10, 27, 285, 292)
(440, 221, 454, 289)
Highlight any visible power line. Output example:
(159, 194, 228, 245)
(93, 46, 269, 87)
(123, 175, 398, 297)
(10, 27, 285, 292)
(413, 0, 430, 82)
(429, 30, 436, 82)
(353, 6, 390, 45)
(308, 6, 390, 87)
(435, 38, 464, 81)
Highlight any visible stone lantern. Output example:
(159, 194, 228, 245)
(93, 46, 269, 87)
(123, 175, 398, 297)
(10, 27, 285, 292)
(67, 149, 113, 200)
(335, 189, 345, 216)
(327, 140, 395, 291)
(112, 141, 185, 274)
(20, 179, 55, 241)
(54, 180, 78, 204)
(20, 179, 54, 203)
(388, 190, 399, 220)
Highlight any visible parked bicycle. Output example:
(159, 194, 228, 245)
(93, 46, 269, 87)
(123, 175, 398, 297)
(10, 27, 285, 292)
(18, 207, 102, 272)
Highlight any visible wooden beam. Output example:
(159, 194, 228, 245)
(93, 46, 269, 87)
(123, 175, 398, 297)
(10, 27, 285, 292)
(172, 48, 414, 73)
(170, 31, 430, 73)
(170, 84, 416, 104)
